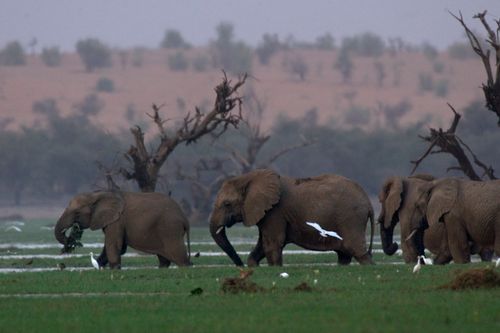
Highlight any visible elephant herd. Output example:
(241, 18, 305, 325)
(54, 169, 500, 269)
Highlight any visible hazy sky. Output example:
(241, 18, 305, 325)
(1, 0, 498, 51)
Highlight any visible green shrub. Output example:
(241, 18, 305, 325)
(421, 42, 438, 61)
(341, 32, 385, 57)
(160, 29, 190, 49)
(211, 22, 252, 74)
(96, 77, 115, 92)
(40, 46, 62, 67)
(0, 41, 26, 66)
(256, 33, 281, 65)
(167, 51, 189, 71)
(315, 33, 335, 50)
(75, 38, 112, 72)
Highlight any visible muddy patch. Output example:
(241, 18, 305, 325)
(439, 267, 500, 290)
(293, 282, 314, 292)
(221, 269, 265, 294)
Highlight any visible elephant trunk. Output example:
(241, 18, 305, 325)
(380, 223, 398, 256)
(54, 209, 72, 246)
(210, 223, 244, 267)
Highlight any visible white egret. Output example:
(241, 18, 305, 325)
(279, 272, 289, 278)
(306, 222, 343, 240)
(90, 252, 100, 270)
(412, 256, 426, 274)
(5, 226, 22, 232)
(496, 258, 500, 268)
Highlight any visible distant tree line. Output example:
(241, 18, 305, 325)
(0, 97, 497, 216)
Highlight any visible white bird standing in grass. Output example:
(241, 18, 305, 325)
(306, 222, 343, 240)
(90, 252, 100, 270)
(496, 258, 500, 268)
(413, 256, 426, 274)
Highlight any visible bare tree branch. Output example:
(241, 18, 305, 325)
(450, 10, 500, 125)
(411, 105, 496, 180)
(122, 72, 247, 192)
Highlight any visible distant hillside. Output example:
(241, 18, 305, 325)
(0, 47, 485, 133)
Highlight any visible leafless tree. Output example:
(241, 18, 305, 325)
(411, 10, 499, 180)
(450, 10, 500, 125)
(175, 158, 231, 223)
(120, 72, 247, 192)
(411, 104, 496, 180)
(219, 91, 316, 174)
(175, 90, 315, 223)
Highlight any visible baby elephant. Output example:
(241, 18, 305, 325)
(55, 191, 191, 269)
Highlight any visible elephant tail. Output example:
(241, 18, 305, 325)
(186, 224, 191, 263)
(368, 210, 374, 255)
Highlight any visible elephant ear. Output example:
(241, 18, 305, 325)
(426, 179, 458, 225)
(89, 192, 125, 230)
(242, 169, 281, 227)
(380, 177, 403, 229)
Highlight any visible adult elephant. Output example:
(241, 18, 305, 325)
(209, 169, 374, 266)
(379, 175, 495, 264)
(378, 174, 453, 264)
(422, 178, 499, 263)
(55, 191, 191, 269)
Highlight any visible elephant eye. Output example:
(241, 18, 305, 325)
(222, 201, 231, 208)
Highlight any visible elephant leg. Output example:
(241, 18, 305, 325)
(96, 247, 108, 267)
(260, 222, 286, 266)
(96, 242, 126, 267)
(248, 236, 265, 267)
(336, 250, 352, 265)
(157, 255, 171, 268)
(446, 223, 470, 264)
(355, 252, 374, 265)
(161, 239, 191, 267)
(103, 223, 125, 269)
(433, 253, 452, 265)
(479, 248, 493, 262)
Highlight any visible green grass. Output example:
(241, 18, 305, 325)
(0, 219, 498, 332)
(0, 265, 499, 333)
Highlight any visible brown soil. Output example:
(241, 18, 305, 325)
(439, 267, 500, 291)
(293, 282, 313, 292)
(221, 277, 264, 294)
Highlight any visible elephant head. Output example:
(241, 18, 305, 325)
(209, 169, 281, 266)
(55, 191, 124, 251)
(378, 175, 435, 261)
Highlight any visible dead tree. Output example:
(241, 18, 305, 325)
(175, 158, 230, 223)
(120, 72, 247, 192)
(411, 104, 496, 180)
(451, 10, 500, 125)
(219, 92, 316, 174)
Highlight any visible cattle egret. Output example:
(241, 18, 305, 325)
(5, 226, 22, 232)
(496, 258, 500, 268)
(90, 252, 100, 270)
(279, 272, 289, 278)
(413, 256, 426, 274)
(306, 222, 343, 240)
(422, 257, 433, 265)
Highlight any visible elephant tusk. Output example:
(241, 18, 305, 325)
(405, 229, 418, 242)
(216, 226, 225, 235)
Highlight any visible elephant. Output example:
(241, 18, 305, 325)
(209, 169, 374, 267)
(378, 174, 454, 264)
(55, 191, 191, 269)
(378, 175, 496, 264)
